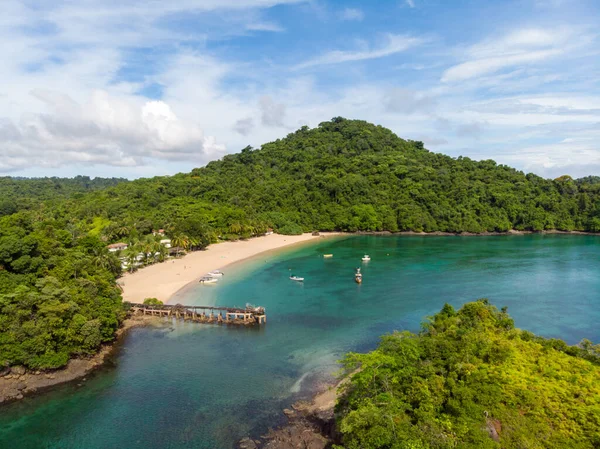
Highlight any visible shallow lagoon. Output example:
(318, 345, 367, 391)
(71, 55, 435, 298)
(1, 235, 599, 448)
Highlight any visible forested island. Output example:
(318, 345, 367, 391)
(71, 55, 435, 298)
(1, 119, 599, 443)
(299, 301, 600, 449)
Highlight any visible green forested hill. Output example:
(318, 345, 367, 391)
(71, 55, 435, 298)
(1, 118, 600, 370)
(0, 175, 127, 218)
(34, 117, 600, 237)
(336, 300, 600, 449)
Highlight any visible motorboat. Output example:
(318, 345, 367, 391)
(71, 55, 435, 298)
(208, 270, 224, 277)
(362, 255, 371, 261)
(323, 254, 333, 258)
(355, 268, 362, 284)
(199, 276, 219, 284)
(289, 275, 304, 282)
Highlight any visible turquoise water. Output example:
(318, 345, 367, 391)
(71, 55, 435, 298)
(1, 235, 599, 448)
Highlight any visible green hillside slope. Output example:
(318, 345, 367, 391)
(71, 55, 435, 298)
(336, 300, 600, 449)
(45, 118, 600, 238)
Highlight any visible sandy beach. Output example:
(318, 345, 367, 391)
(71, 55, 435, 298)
(119, 233, 338, 304)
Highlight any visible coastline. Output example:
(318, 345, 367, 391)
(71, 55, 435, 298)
(2, 230, 595, 407)
(0, 233, 341, 405)
(120, 229, 598, 306)
(120, 232, 341, 304)
(0, 315, 162, 405)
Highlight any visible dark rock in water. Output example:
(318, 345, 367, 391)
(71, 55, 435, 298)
(237, 437, 258, 449)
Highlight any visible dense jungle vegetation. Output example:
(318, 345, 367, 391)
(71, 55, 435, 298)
(335, 300, 600, 449)
(0, 175, 127, 218)
(1, 118, 599, 370)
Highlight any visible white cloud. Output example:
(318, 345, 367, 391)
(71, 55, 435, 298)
(259, 96, 287, 127)
(442, 27, 578, 83)
(442, 49, 561, 83)
(405, 0, 416, 8)
(340, 8, 364, 21)
(234, 117, 255, 135)
(246, 21, 285, 32)
(295, 34, 424, 69)
(0, 89, 224, 171)
(384, 88, 437, 114)
(498, 138, 600, 178)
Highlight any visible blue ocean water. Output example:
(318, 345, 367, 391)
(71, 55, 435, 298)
(1, 235, 599, 448)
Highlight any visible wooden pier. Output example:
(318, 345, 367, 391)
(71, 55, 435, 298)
(130, 303, 266, 325)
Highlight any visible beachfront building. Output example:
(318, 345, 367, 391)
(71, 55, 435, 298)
(107, 243, 128, 252)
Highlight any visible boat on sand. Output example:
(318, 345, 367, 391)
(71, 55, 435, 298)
(199, 276, 219, 284)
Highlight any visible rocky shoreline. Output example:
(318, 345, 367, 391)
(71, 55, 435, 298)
(238, 377, 350, 449)
(0, 315, 159, 405)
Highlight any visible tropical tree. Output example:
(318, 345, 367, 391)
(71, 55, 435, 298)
(91, 247, 121, 276)
(170, 234, 190, 257)
(123, 246, 140, 273)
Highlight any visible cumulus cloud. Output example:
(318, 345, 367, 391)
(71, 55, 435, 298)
(405, 0, 416, 7)
(0, 89, 224, 171)
(259, 96, 286, 127)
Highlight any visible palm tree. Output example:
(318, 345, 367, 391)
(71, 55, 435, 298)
(92, 247, 121, 275)
(156, 242, 168, 263)
(116, 224, 130, 239)
(170, 234, 190, 257)
(123, 246, 139, 273)
(139, 237, 154, 266)
(228, 222, 242, 235)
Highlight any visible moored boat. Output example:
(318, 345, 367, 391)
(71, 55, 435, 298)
(323, 254, 333, 258)
(199, 276, 219, 284)
(362, 255, 371, 261)
(355, 268, 362, 284)
(289, 274, 304, 282)
(208, 270, 224, 277)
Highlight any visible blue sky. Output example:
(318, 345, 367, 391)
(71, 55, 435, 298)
(1, 0, 599, 179)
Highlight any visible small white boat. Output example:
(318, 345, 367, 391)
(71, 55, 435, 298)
(208, 270, 224, 277)
(199, 276, 219, 284)
(323, 254, 333, 258)
(289, 275, 304, 282)
(362, 255, 371, 261)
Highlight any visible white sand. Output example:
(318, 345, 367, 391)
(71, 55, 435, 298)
(119, 233, 338, 304)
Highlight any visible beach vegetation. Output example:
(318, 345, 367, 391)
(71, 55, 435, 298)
(143, 298, 163, 306)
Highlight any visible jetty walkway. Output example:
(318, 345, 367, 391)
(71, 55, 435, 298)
(130, 303, 267, 325)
